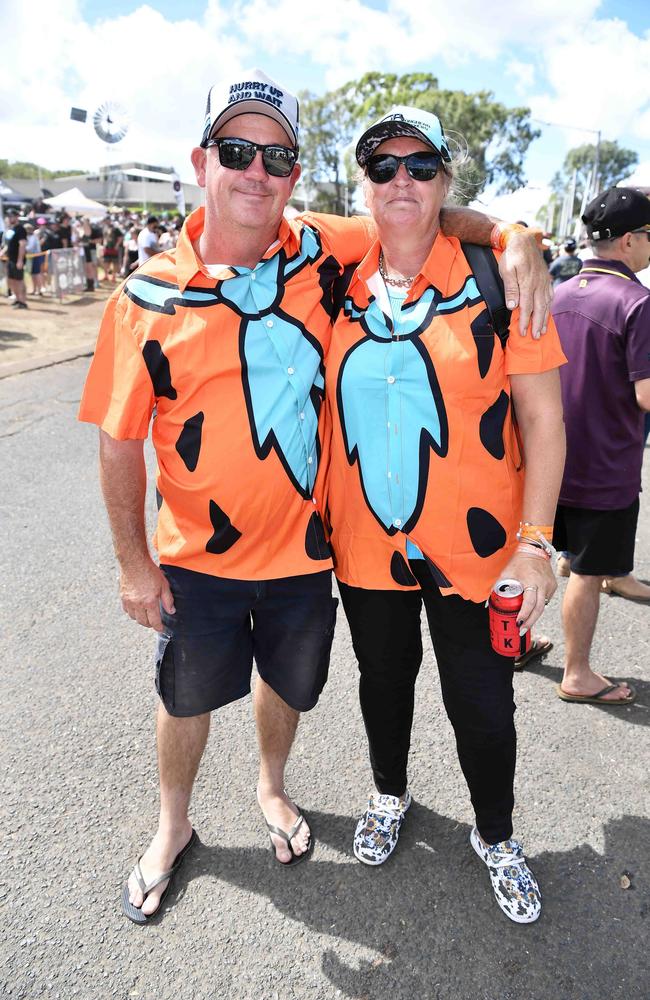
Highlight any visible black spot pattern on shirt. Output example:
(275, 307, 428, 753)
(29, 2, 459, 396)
(470, 309, 495, 379)
(467, 507, 507, 558)
(175, 411, 204, 472)
(206, 501, 242, 554)
(390, 552, 418, 587)
(142, 340, 177, 399)
(305, 511, 331, 561)
(424, 555, 452, 588)
(479, 391, 509, 460)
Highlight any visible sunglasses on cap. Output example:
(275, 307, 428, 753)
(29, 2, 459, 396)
(366, 151, 442, 184)
(204, 137, 298, 177)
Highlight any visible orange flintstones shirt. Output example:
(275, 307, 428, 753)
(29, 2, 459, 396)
(78, 206, 373, 581)
(324, 234, 567, 602)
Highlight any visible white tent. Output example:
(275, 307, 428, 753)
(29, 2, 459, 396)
(45, 187, 107, 218)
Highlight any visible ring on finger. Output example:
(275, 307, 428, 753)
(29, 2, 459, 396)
(523, 585, 538, 593)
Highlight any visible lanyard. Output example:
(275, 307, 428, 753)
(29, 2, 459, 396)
(579, 267, 632, 281)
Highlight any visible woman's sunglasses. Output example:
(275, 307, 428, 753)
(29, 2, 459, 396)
(203, 137, 298, 177)
(366, 151, 442, 184)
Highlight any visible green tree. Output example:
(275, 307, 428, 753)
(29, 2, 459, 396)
(550, 140, 639, 217)
(298, 72, 540, 212)
(0, 160, 86, 180)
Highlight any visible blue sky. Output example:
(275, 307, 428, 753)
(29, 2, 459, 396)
(4, 1, 649, 218)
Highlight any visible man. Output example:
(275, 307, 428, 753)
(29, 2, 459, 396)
(549, 237, 582, 286)
(57, 213, 72, 249)
(552, 186, 650, 705)
(5, 208, 28, 308)
(41, 219, 64, 252)
(78, 69, 552, 923)
(137, 215, 160, 266)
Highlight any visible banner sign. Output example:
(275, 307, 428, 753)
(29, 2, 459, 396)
(49, 247, 86, 298)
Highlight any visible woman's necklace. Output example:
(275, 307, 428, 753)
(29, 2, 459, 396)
(379, 250, 415, 288)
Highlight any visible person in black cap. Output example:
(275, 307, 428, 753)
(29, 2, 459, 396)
(5, 208, 28, 308)
(549, 237, 582, 287)
(551, 186, 650, 705)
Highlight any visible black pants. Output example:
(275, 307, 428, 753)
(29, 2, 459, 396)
(339, 563, 517, 844)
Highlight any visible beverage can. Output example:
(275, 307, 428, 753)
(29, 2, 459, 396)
(488, 578, 531, 657)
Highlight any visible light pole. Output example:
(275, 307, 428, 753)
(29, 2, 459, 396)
(532, 117, 602, 197)
(532, 118, 602, 236)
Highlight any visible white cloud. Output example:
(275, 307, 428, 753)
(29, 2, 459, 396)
(506, 60, 536, 95)
(530, 19, 650, 146)
(0, 1, 648, 186)
(0, 2, 247, 181)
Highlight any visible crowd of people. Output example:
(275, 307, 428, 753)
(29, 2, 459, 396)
(0, 207, 185, 303)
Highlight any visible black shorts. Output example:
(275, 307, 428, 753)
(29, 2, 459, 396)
(155, 566, 338, 717)
(553, 499, 639, 576)
(8, 262, 24, 281)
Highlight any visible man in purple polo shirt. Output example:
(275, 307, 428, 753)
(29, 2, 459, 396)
(551, 186, 650, 705)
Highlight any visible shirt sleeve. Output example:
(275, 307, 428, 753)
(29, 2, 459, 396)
(625, 293, 650, 382)
(77, 288, 155, 439)
(298, 212, 376, 265)
(504, 311, 567, 375)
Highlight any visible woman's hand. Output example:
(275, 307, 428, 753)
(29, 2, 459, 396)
(496, 551, 557, 634)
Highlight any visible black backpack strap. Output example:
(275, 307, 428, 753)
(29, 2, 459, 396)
(461, 242, 511, 348)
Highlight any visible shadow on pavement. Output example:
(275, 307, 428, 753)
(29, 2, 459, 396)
(167, 808, 649, 999)
(0, 329, 36, 348)
(522, 658, 650, 726)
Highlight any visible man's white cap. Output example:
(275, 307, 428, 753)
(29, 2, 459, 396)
(200, 68, 299, 148)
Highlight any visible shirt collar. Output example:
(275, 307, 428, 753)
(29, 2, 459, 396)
(354, 230, 459, 303)
(175, 206, 303, 292)
(579, 257, 640, 283)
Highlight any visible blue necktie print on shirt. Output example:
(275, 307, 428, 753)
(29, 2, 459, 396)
(125, 225, 326, 499)
(338, 276, 481, 533)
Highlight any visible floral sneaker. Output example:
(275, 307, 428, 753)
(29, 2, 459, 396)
(470, 826, 542, 924)
(353, 790, 412, 866)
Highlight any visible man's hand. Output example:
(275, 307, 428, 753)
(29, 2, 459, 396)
(119, 557, 175, 632)
(496, 552, 557, 634)
(499, 232, 553, 339)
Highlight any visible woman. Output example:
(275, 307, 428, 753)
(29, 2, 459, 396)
(24, 224, 44, 295)
(325, 107, 567, 923)
(102, 218, 124, 284)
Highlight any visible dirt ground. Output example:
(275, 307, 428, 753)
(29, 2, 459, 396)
(0, 281, 113, 376)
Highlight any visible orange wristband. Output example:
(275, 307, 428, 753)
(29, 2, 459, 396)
(517, 523, 554, 544)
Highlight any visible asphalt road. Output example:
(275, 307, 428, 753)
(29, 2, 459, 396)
(2, 359, 649, 1000)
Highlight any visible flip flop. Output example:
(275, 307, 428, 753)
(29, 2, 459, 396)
(514, 636, 553, 672)
(121, 828, 197, 924)
(266, 807, 314, 868)
(556, 683, 636, 706)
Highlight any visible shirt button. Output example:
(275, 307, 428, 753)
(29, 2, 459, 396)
(299, 411, 305, 420)
(251, 273, 256, 280)
(287, 367, 295, 375)
(266, 320, 273, 328)
(393, 518, 402, 527)
(387, 375, 396, 384)
(312, 498, 317, 504)
(307, 456, 313, 464)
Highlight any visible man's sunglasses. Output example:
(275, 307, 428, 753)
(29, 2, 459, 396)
(631, 228, 650, 241)
(203, 137, 298, 177)
(366, 151, 442, 184)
